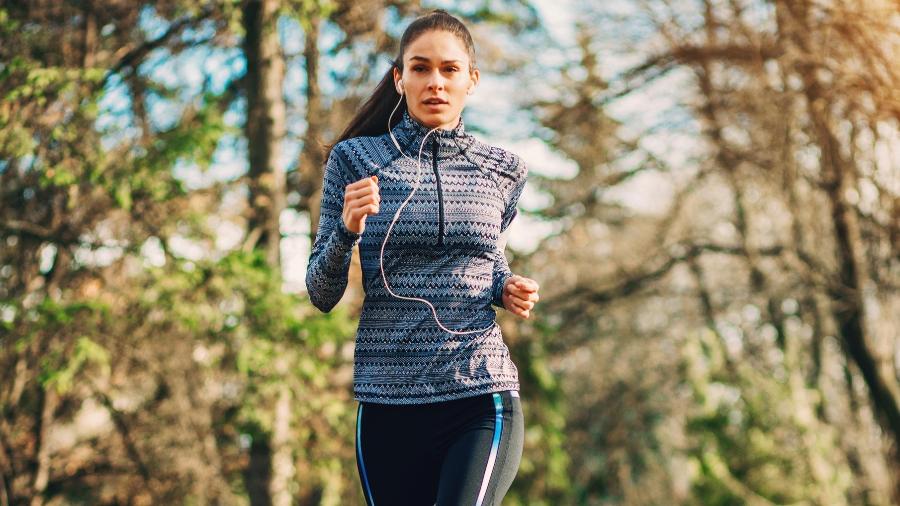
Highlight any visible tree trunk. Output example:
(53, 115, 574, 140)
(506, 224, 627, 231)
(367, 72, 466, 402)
(243, 0, 287, 268)
(28, 387, 58, 506)
(299, 10, 325, 239)
(270, 382, 294, 506)
(242, 1, 293, 503)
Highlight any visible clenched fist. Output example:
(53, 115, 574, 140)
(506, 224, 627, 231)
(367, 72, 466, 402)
(343, 175, 381, 234)
(502, 275, 540, 319)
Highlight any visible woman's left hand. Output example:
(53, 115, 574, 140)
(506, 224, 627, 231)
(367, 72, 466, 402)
(502, 275, 540, 319)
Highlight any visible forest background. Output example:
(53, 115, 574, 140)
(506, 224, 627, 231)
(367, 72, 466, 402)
(1, 0, 898, 504)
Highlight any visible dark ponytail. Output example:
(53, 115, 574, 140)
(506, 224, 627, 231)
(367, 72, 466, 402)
(326, 9, 478, 158)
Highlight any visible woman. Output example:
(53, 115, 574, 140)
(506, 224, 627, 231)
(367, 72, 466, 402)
(306, 9, 540, 505)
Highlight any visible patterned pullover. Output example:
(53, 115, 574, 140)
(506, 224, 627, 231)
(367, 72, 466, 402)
(305, 109, 528, 405)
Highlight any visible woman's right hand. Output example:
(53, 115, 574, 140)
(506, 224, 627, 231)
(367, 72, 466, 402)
(343, 175, 380, 234)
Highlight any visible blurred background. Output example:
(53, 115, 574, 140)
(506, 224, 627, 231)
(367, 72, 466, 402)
(1, 0, 898, 504)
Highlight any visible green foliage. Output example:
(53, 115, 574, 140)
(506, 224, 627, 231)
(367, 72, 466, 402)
(41, 336, 111, 395)
(508, 331, 573, 505)
(0, 55, 100, 166)
(133, 245, 355, 439)
(682, 329, 852, 505)
(286, 0, 337, 32)
(91, 89, 236, 210)
(22, 298, 113, 395)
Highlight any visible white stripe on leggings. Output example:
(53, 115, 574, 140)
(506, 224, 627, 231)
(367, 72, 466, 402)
(357, 404, 376, 505)
(475, 393, 504, 506)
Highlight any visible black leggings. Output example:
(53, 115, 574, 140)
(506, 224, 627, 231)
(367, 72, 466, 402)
(355, 390, 524, 506)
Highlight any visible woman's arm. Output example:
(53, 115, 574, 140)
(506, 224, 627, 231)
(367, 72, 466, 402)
(490, 156, 528, 310)
(305, 145, 362, 313)
(491, 233, 515, 309)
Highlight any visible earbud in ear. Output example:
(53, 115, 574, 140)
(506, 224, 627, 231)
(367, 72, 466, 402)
(396, 79, 404, 95)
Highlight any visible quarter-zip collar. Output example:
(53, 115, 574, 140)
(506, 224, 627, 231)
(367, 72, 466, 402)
(391, 109, 476, 160)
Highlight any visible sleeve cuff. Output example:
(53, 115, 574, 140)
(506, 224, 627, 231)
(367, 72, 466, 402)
(336, 219, 362, 245)
(492, 272, 514, 309)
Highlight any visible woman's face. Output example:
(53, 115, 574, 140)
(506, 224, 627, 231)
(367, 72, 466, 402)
(394, 30, 479, 131)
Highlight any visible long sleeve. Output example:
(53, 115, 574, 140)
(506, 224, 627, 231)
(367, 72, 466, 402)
(491, 156, 528, 309)
(490, 234, 514, 309)
(305, 144, 362, 313)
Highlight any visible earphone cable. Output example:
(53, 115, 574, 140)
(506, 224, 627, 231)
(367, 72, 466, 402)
(375, 93, 496, 335)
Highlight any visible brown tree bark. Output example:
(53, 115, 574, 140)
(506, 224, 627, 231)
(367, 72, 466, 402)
(28, 387, 58, 506)
(298, 11, 325, 239)
(241, 2, 293, 504)
(243, 0, 288, 268)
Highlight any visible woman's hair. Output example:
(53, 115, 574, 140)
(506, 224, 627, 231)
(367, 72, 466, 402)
(326, 9, 477, 157)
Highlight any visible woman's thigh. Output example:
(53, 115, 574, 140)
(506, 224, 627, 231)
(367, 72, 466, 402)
(436, 391, 524, 506)
(355, 401, 442, 505)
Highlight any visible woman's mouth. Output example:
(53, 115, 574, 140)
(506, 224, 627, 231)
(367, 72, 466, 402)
(423, 97, 449, 109)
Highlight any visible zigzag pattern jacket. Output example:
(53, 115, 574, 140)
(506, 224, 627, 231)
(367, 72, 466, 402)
(306, 109, 528, 405)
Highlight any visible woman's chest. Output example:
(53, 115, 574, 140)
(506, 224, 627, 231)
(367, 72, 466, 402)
(359, 159, 505, 252)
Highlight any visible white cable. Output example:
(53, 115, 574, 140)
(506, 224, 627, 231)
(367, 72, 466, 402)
(374, 93, 496, 335)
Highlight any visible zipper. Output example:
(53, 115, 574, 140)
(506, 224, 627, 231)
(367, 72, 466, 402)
(431, 138, 445, 247)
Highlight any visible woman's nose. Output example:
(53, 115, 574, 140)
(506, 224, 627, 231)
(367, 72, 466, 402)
(426, 70, 446, 90)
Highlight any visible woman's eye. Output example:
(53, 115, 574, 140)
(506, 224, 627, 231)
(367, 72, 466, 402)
(413, 66, 426, 72)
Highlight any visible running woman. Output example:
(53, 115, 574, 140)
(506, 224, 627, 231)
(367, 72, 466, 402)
(306, 9, 541, 505)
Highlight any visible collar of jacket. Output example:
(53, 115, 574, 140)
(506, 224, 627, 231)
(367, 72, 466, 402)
(391, 109, 476, 159)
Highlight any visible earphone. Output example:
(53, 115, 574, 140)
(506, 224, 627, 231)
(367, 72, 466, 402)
(377, 84, 495, 336)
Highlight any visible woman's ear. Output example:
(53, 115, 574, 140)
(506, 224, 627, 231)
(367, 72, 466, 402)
(393, 67, 403, 95)
(468, 69, 480, 95)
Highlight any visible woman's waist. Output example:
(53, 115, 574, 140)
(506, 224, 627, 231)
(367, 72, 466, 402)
(359, 255, 493, 293)
(358, 298, 496, 325)
(353, 322, 507, 360)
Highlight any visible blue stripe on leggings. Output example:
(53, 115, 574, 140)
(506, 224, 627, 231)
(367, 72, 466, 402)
(357, 404, 375, 505)
(475, 393, 504, 506)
